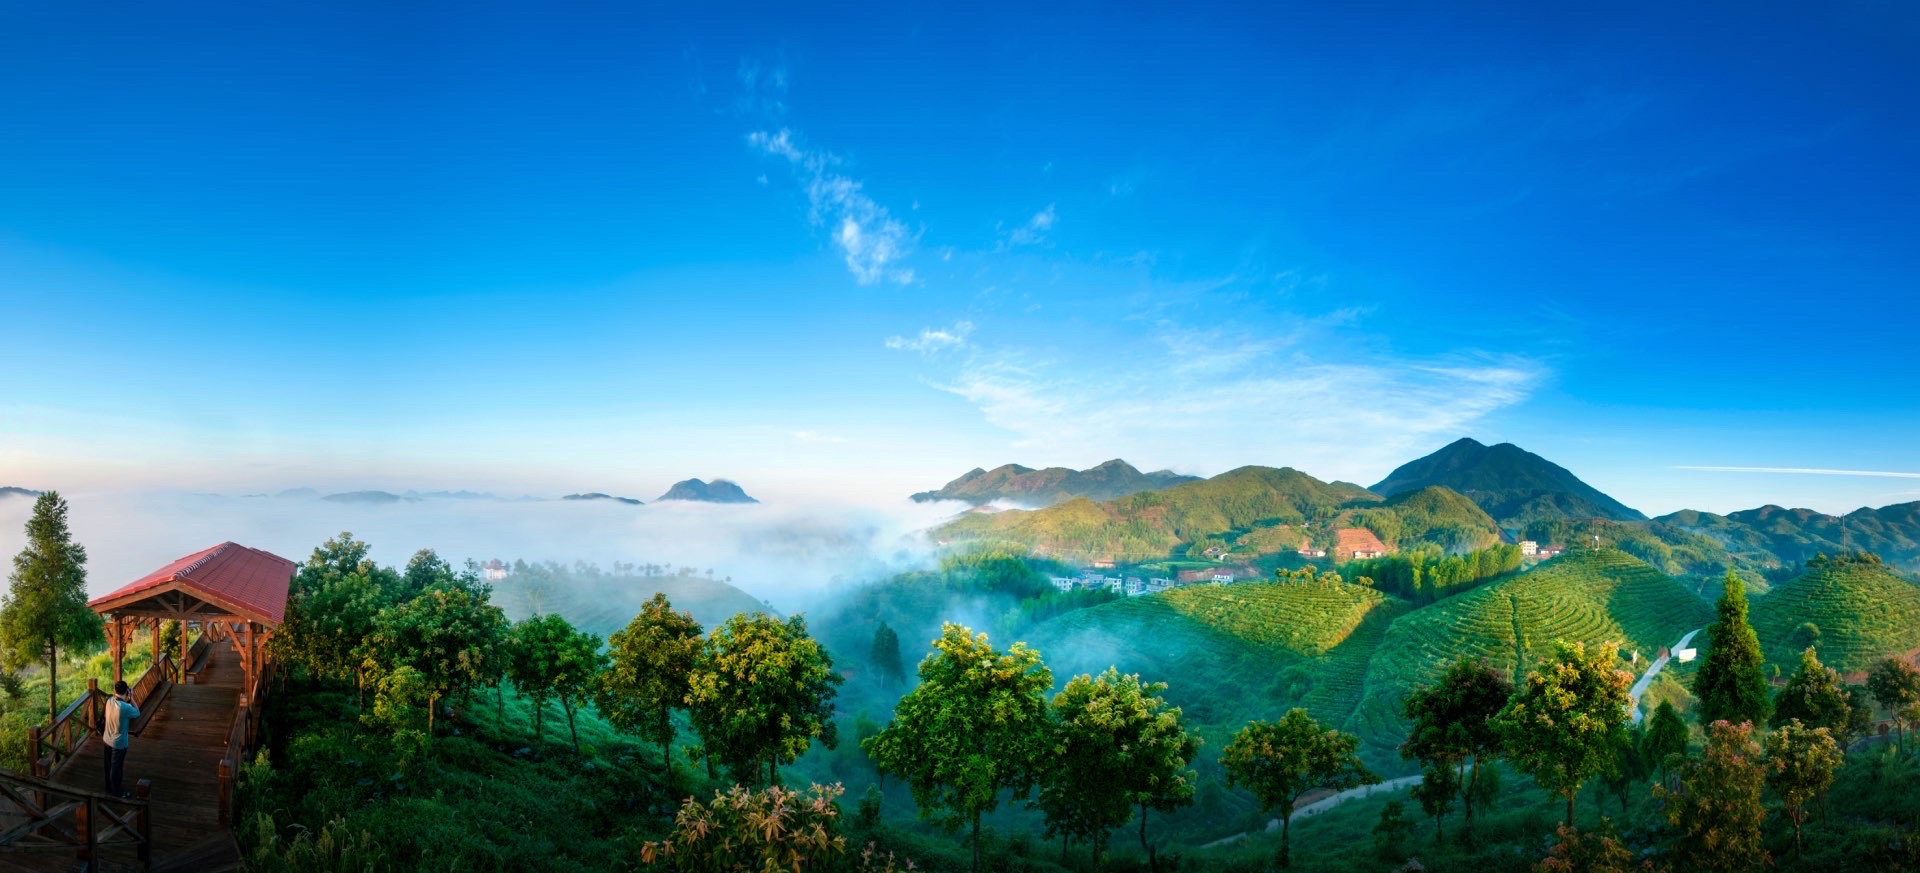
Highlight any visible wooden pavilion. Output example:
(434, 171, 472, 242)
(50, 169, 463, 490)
(87, 541, 293, 698)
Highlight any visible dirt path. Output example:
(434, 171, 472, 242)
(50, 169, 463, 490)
(1629, 628, 1702, 724)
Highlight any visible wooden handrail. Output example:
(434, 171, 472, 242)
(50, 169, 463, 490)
(0, 765, 152, 870)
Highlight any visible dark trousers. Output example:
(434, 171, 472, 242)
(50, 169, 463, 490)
(103, 745, 128, 797)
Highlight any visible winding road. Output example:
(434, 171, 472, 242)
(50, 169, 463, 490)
(1201, 626, 1705, 851)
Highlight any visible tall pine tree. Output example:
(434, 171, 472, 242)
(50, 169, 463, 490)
(1692, 571, 1771, 728)
(0, 492, 104, 724)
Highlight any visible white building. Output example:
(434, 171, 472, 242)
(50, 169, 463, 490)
(1297, 546, 1328, 559)
(481, 559, 508, 581)
(1051, 576, 1075, 593)
(1519, 540, 1539, 556)
(1147, 577, 1175, 593)
(1210, 573, 1234, 585)
(1675, 648, 1698, 663)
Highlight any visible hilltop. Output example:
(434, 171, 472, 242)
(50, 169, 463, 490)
(656, 478, 758, 503)
(937, 465, 1378, 562)
(1660, 501, 1920, 570)
(911, 459, 1200, 506)
(1371, 437, 1645, 526)
(562, 492, 644, 505)
(0, 487, 43, 500)
(1750, 552, 1920, 674)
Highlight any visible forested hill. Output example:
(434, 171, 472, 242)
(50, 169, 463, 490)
(1750, 552, 1920, 674)
(0, 486, 43, 500)
(655, 478, 759, 503)
(910, 458, 1199, 506)
(1660, 501, 1920, 570)
(935, 465, 1385, 562)
(1371, 437, 1645, 525)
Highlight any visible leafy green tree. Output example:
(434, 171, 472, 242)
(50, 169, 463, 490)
(400, 549, 459, 600)
(0, 492, 103, 724)
(1867, 658, 1920, 753)
(278, 569, 388, 699)
(597, 593, 704, 773)
(1401, 656, 1511, 846)
(1838, 684, 1876, 749)
(550, 620, 606, 756)
(1645, 700, 1689, 787)
(639, 783, 851, 872)
(1601, 724, 1650, 817)
(1772, 646, 1854, 734)
(1039, 668, 1199, 869)
(507, 614, 567, 745)
(1692, 571, 1771, 728)
(1373, 800, 1413, 862)
(1764, 719, 1842, 862)
(365, 584, 508, 738)
(863, 624, 1053, 873)
(869, 621, 904, 687)
(1495, 640, 1632, 828)
(362, 665, 430, 764)
(686, 612, 842, 786)
(1410, 761, 1459, 843)
(1220, 708, 1380, 868)
(1658, 720, 1769, 873)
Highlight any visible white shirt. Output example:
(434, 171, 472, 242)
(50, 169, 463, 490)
(102, 697, 138, 750)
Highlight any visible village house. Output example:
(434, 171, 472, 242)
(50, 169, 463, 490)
(481, 559, 508, 581)
(1210, 572, 1235, 585)
(1297, 545, 1328, 559)
(1050, 576, 1075, 593)
(1125, 578, 1148, 597)
(1536, 546, 1566, 559)
(1519, 540, 1539, 556)
(1332, 527, 1393, 562)
(1147, 577, 1175, 593)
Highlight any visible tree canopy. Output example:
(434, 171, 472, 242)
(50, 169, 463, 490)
(1039, 667, 1199, 869)
(597, 592, 705, 773)
(1494, 640, 1631, 828)
(686, 612, 842, 786)
(1692, 571, 1771, 728)
(1220, 707, 1379, 867)
(0, 492, 103, 724)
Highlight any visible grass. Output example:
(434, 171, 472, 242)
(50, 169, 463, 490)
(1751, 557, 1920, 674)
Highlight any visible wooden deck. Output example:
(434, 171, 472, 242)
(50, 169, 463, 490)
(40, 639, 247, 871)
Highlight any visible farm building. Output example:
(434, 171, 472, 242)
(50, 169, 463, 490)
(481, 559, 508, 581)
(1297, 546, 1328, 558)
(1333, 528, 1392, 561)
(1519, 540, 1539, 556)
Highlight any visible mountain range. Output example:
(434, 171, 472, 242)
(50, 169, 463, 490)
(911, 459, 1199, 506)
(656, 478, 758, 504)
(0, 487, 43, 500)
(1370, 437, 1646, 524)
(563, 492, 644, 506)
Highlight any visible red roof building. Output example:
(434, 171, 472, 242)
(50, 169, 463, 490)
(90, 541, 296, 625)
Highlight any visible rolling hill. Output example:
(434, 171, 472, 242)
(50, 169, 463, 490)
(1371, 437, 1645, 526)
(0, 487, 42, 500)
(936, 465, 1379, 562)
(489, 564, 766, 638)
(1660, 502, 1920, 571)
(562, 492, 644, 505)
(912, 459, 1200, 506)
(1750, 553, 1920, 674)
(656, 478, 758, 503)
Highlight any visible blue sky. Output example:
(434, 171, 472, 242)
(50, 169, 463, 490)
(2, 0, 1917, 515)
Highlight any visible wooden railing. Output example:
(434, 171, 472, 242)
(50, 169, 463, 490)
(216, 658, 272, 826)
(30, 654, 174, 777)
(0, 765, 153, 870)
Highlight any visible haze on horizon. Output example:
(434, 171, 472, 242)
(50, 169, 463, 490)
(4, 2, 1918, 522)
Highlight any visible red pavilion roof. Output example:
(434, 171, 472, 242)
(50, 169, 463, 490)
(89, 542, 296, 626)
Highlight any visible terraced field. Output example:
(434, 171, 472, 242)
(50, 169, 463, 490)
(1346, 550, 1711, 766)
(1161, 580, 1392, 656)
(1752, 559, 1920, 674)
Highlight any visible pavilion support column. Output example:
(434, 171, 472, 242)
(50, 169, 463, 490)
(110, 616, 124, 684)
(244, 623, 256, 696)
(149, 618, 161, 678)
(179, 617, 190, 683)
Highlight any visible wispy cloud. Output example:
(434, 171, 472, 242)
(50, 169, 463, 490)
(884, 321, 973, 354)
(733, 58, 788, 117)
(790, 430, 847, 445)
(1673, 466, 1920, 480)
(1002, 204, 1057, 248)
(921, 322, 1541, 481)
(749, 128, 916, 285)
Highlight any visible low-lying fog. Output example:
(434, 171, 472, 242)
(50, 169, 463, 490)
(0, 491, 967, 612)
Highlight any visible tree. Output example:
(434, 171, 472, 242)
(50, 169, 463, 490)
(1220, 708, 1380, 867)
(1373, 800, 1413, 862)
(506, 613, 602, 749)
(1401, 656, 1512, 846)
(1494, 640, 1632, 828)
(863, 624, 1053, 873)
(0, 492, 103, 724)
(399, 549, 458, 601)
(640, 783, 848, 871)
(1764, 719, 1842, 862)
(1645, 700, 1689, 787)
(1692, 572, 1771, 728)
(1658, 720, 1769, 873)
(1867, 658, 1920, 753)
(1601, 724, 1650, 817)
(277, 569, 387, 696)
(1772, 646, 1854, 734)
(869, 622, 904, 687)
(364, 584, 508, 739)
(1039, 668, 1199, 869)
(597, 593, 704, 773)
(1410, 761, 1459, 843)
(1534, 822, 1661, 873)
(686, 612, 842, 786)
(550, 619, 605, 755)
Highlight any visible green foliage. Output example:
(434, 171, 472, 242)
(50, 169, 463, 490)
(1401, 656, 1511, 844)
(1494, 640, 1631, 827)
(1409, 762, 1458, 843)
(507, 613, 605, 754)
(245, 812, 389, 873)
(1220, 708, 1379, 867)
(362, 666, 430, 765)
(1645, 700, 1689, 786)
(1867, 657, 1920, 753)
(686, 612, 842, 785)
(1163, 578, 1392, 657)
(1751, 553, 1920, 673)
(1765, 720, 1843, 861)
(1371, 799, 1413, 861)
(640, 783, 852, 872)
(1340, 542, 1523, 603)
(0, 491, 103, 723)
(863, 623, 1053, 872)
(869, 621, 904, 687)
(1692, 571, 1771, 728)
(365, 582, 510, 735)
(597, 592, 704, 771)
(1532, 822, 1658, 873)
(1039, 667, 1199, 863)
(1658, 720, 1769, 873)
(1771, 646, 1854, 733)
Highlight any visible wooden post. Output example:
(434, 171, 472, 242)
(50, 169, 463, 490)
(245, 623, 258, 697)
(150, 618, 161, 679)
(179, 619, 190, 683)
(88, 678, 100, 735)
(76, 796, 94, 865)
(27, 726, 41, 775)
(217, 758, 232, 825)
(111, 616, 124, 684)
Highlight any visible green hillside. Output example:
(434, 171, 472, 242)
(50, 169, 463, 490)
(1751, 552, 1920, 674)
(490, 563, 767, 638)
(1024, 580, 1407, 745)
(1350, 485, 1503, 552)
(911, 458, 1199, 506)
(1345, 549, 1711, 764)
(938, 465, 1378, 562)
(1371, 437, 1646, 525)
(1661, 502, 1920, 571)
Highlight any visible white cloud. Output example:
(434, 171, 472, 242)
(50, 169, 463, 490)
(884, 320, 974, 354)
(790, 430, 848, 445)
(1672, 466, 1920, 479)
(1003, 204, 1057, 248)
(922, 323, 1541, 482)
(749, 129, 916, 285)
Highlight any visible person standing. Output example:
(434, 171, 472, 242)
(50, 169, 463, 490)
(101, 680, 138, 798)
